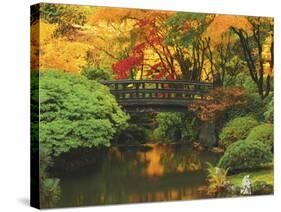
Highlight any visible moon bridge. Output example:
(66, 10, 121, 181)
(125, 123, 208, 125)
(102, 80, 213, 112)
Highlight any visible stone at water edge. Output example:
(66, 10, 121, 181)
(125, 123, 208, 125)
(240, 175, 252, 195)
(199, 122, 217, 147)
(210, 147, 224, 154)
(252, 181, 273, 195)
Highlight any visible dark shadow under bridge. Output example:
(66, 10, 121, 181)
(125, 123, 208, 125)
(102, 80, 213, 112)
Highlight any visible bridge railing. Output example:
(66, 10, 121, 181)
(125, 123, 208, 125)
(102, 80, 213, 102)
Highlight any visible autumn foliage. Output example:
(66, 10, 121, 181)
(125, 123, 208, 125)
(188, 87, 247, 121)
(31, 3, 274, 98)
(112, 43, 145, 79)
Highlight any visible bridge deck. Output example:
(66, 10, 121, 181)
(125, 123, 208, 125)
(102, 80, 213, 112)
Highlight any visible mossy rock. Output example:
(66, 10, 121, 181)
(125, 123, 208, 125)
(252, 181, 273, 195)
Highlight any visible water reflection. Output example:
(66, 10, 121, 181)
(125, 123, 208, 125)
(56, 143, 219, 207)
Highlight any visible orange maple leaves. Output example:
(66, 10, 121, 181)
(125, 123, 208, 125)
(189, 87, 247, 121)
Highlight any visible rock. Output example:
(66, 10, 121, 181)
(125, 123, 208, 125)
(116, 123, 147, 145)
(197, 185, 209, 194)
(252, 181, 273, 195)
(199, 122, 217, 147)
(224, 181, 240, 196)
(193, 142, 205, 151)
(210, 147, 224, 154)
(240, 175, 252, 195)
(117, 132, 138, 145)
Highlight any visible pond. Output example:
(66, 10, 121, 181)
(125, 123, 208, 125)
(53, 143, 220, 207)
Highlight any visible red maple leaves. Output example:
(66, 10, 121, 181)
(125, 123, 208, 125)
(112, 43, 145, 80)
(112, 16, 176, 80)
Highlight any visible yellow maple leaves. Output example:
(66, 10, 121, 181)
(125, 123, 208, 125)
(204, 15, 252, 45)
(31, 20, 93, 72)
(31, 5, 273, 79)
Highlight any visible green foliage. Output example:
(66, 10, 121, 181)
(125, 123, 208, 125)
(247, 124, 273, 149)
(37, 3, 90, 36)
(31, 72, 40, 153)
(244, 93, 267, 120)
(39, 3, 87, 25)
(81, 67, 113, 81)
(219, 116, 259, 148)
(264, 98, 273, 123)
(164, 12, 209, 46)
(206, 162, 229, 195)
(224, 73, 273, 121)
(218, 140, 273, 172)
(223, 92, 269, 123)
(39, 146, 61, 208)
(39, 70, 129, 156)
(225, 72, 260, 94)
(153, 112, 198, 142)
(153, 112, 183, 141)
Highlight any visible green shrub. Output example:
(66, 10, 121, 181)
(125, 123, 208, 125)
(219, 116, 259, 148)
(247, 124, 273, 149)
(80, 67, 113, 81)
(264, 98, 273, 123)
(224, 93, 272, 122)
(243, 93, 266, 120)
(39, 70, 128, 156)
(218, 140, 273, 172)
(153, 112, 184, 141)
(153, 112, 198, 142)
(225, 73, 256, 93)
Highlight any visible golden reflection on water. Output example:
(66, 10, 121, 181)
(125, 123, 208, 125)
(138, 144, 164, 177)
(57, 143, 219, 207)
(128, 187, 205, 202)
(124, 144, 207, 202)
(136, 144, 203, 177)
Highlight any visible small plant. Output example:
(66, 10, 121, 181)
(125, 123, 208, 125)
(206, 162, 229, 196)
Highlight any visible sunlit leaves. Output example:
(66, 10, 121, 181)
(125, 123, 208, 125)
(38, 3, 90, 37)
(40, 38, 90, 72)
(204, 15, 252, 44)
(31, 4, 274, 85)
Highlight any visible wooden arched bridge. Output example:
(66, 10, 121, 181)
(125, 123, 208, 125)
(102, 80, 213, 112)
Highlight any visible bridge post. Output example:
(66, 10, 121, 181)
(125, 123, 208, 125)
(156, 83, 159, 97)
(122, 83, 126, 99)
(114, 83, 119, 99)
(136, 82, 139, 98)
(142, 82, 145, 98)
